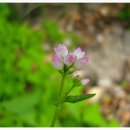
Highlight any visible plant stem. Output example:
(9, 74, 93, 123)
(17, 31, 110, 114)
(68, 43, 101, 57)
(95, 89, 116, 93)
(50, 74, 66, 127)
(62, 85, 74, 102)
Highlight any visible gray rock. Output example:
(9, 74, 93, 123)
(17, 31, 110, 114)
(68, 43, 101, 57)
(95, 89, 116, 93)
(84, 25, 130, 85)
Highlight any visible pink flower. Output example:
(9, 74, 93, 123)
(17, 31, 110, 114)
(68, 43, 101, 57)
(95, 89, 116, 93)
(74, 56, 89, 69)
(52, 54, 63, 70)
(54, 44, 68, 58)
(73, 47, 85, 59)
(64, 54, 76, 66)
(52, 44, 89, 70)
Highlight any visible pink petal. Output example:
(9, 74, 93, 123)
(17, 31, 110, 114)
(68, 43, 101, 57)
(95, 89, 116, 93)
(54, 44, 68, 57)
(52, 54, 63, 70)
(73, 47, 85, 59)
(64, 54, 76, 66)
(74, 56, 89, 69)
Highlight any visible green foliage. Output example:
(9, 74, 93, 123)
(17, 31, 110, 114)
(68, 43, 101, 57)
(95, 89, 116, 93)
(116, 4, 130, 29)
(0, 4, 10, 19)
(117, 4, 130, 20)
(0, 4, 120, 127)
(83, 103, 119, 127)
(0, 21, 43, 99)
(117, 10, 130, 20)
(42, 19, 81, 47)
(60, 102, 119, 127)
(0, 4, 57, 127)
(43, 20, 64, 43)
(64, 94, 96, 103)
(1, 91, 40, 114)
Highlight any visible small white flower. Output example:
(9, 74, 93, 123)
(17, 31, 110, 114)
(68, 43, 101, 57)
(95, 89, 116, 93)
(81, 79, 89, 85)
(73, 47, 85, 59)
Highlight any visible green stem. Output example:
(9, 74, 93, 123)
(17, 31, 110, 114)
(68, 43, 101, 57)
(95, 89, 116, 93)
(50, 74, 66, 127)
(62, 85, 74, 103)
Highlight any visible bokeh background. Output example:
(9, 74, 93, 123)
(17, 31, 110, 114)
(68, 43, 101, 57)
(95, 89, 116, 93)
(0, 3, 130, 127)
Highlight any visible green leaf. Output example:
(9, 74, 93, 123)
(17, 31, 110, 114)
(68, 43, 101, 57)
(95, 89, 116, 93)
(83, 103, 120, 127)
(83, 103, 108, 126)
(64, 94, 96, 103)
(1, 91, 40, 114)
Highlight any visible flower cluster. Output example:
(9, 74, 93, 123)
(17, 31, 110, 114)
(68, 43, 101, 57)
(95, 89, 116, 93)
(51, 44, 94, 127)
(52, 44, 89, 71)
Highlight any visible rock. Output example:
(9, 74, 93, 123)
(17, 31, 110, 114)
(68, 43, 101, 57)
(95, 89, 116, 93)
(85, 25, 130, 84)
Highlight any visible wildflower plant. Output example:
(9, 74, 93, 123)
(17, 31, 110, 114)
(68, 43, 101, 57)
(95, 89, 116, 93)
(51, 44, 96, 127)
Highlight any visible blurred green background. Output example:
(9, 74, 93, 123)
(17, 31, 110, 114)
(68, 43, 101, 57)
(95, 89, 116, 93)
(0, 3, 130, 127)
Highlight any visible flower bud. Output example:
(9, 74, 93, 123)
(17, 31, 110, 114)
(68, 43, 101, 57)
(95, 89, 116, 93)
(74, 56, 89, 69)
(81, 79, 89, 85)
(52, 54, 63, 70)
(73, 47, 85, 59)
(54, 44, 68, 57)
(64, 54, 76, 66)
